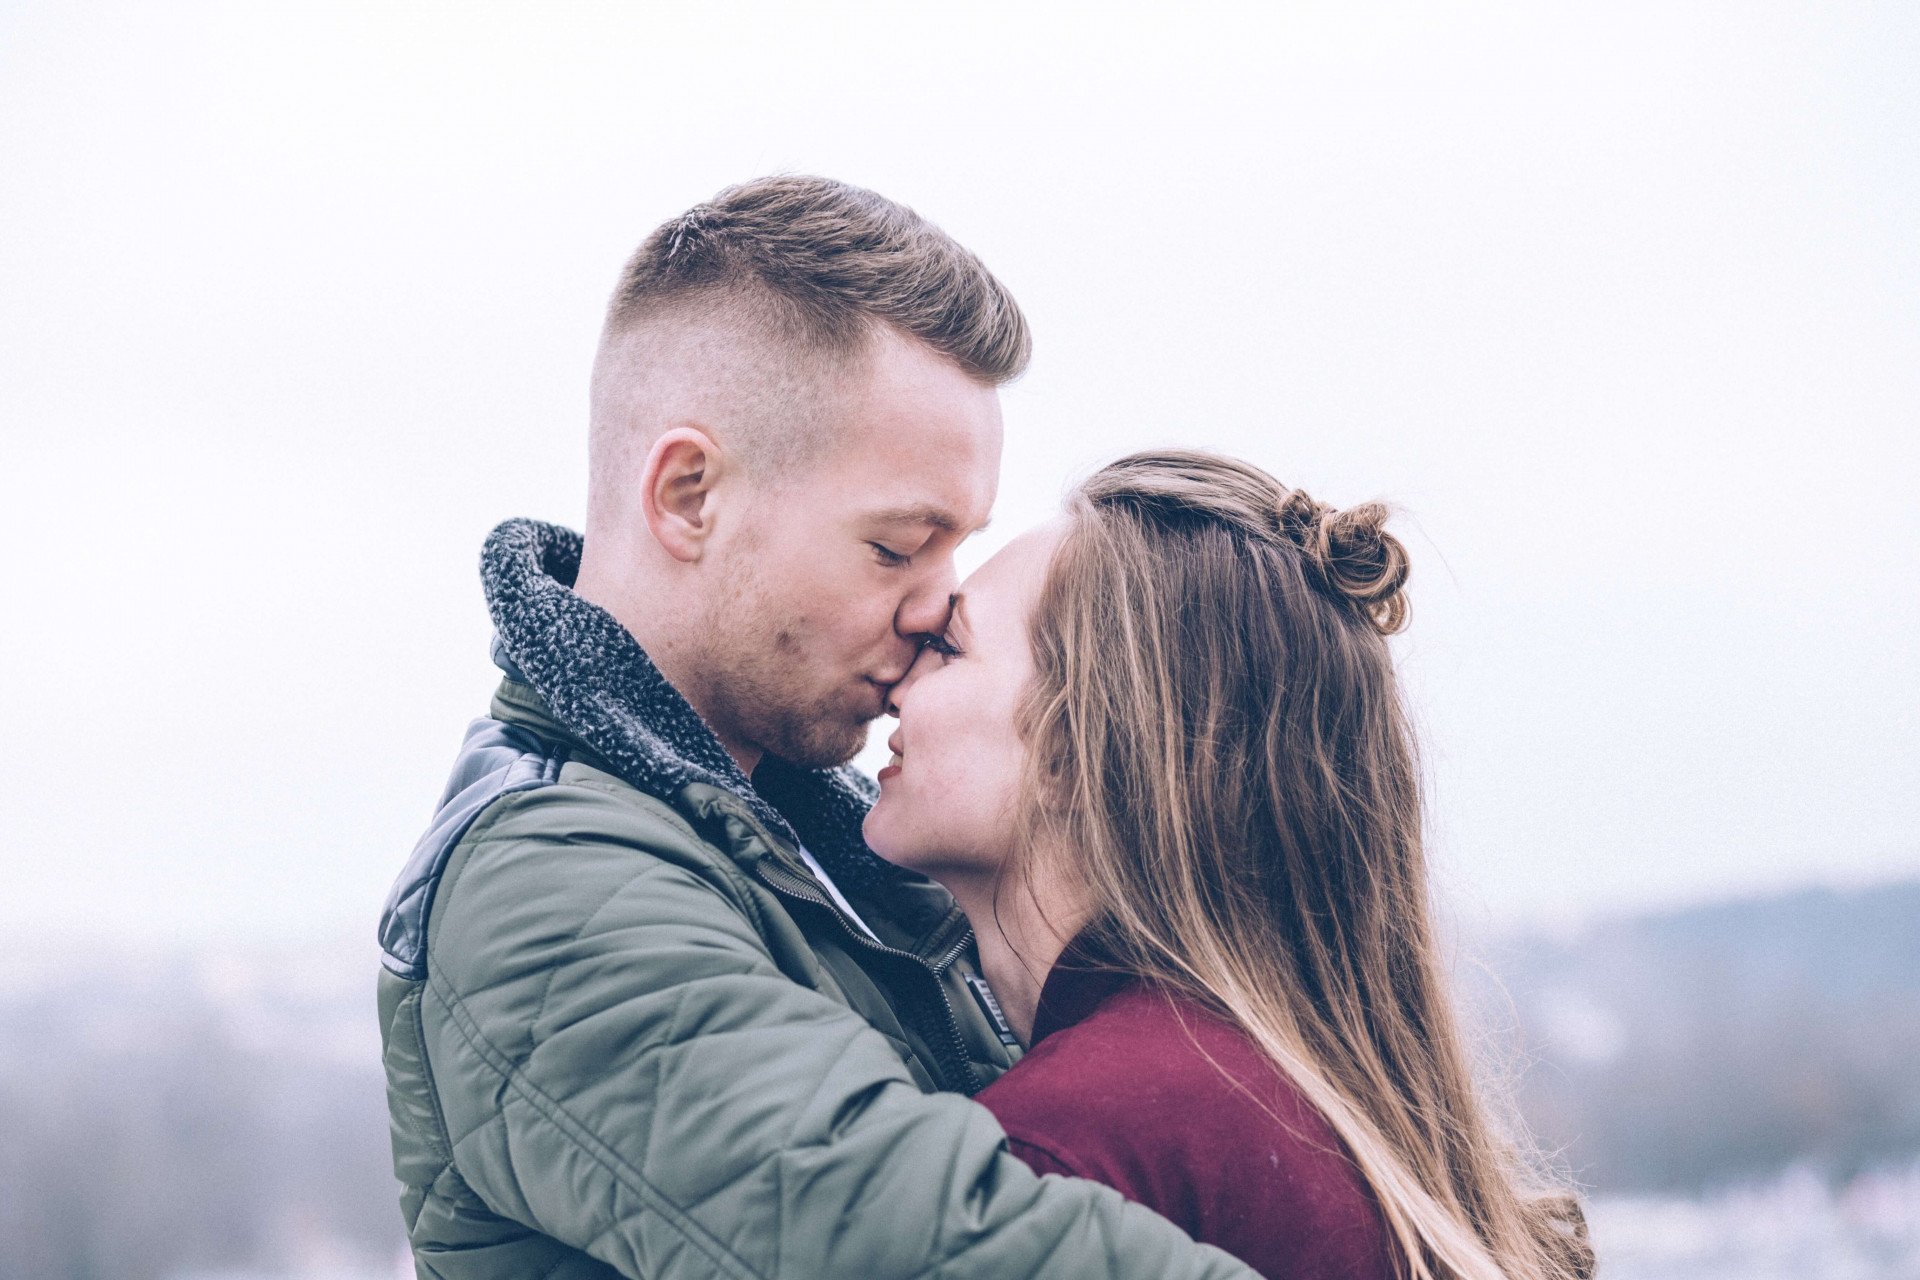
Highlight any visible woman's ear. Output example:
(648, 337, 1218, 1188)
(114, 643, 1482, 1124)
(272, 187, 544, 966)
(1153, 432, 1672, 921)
(640, 427, 725, 562)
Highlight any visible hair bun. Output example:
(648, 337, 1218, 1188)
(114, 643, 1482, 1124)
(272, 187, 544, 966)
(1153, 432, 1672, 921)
(1275, 490, 1410, 635)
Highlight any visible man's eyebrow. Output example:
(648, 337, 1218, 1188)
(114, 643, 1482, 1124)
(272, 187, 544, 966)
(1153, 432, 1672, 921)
(867, 503, 987, 535)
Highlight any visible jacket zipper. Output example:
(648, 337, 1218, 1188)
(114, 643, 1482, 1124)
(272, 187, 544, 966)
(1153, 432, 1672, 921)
(756, 859, 982, 1096)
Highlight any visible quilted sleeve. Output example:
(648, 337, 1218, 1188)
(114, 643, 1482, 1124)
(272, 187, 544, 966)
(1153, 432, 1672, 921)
(417, 781, 1257, 1280)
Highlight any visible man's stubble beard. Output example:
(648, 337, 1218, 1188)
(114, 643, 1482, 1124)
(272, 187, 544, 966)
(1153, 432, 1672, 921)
(691, 566, 874, 772)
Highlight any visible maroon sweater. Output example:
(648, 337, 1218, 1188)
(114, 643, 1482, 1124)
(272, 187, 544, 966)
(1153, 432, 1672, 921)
(976, 950, 1400, 1280)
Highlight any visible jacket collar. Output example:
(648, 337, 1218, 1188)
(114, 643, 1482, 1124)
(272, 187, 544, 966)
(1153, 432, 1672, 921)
(1029, 931, 1140, 1045)
(480, 516, 908, 899)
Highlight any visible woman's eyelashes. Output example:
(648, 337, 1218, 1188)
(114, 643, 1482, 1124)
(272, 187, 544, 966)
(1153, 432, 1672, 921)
(922, 632, 963, 659)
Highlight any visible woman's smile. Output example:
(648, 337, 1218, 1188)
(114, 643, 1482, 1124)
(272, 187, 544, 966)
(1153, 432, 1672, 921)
(863, 523, 1063, 884)
(879, 729, 905, 781)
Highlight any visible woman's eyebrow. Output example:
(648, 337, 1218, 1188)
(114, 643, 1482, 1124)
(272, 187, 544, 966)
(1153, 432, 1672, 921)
(946, 593, 972, 639)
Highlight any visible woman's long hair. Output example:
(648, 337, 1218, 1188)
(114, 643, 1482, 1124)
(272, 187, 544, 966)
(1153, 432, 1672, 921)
(1016, 449, 1592, 1280)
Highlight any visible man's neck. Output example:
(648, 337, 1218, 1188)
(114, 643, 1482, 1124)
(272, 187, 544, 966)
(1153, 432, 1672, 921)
(574, 557, 764, 777)
(696, 713, 762, 778)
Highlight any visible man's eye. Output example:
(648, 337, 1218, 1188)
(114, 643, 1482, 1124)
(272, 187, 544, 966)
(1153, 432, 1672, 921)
(870, 543, 910, 567)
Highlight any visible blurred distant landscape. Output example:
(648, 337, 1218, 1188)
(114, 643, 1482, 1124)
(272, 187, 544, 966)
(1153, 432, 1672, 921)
(1475, 880, 1920, 1280)
(1484, 880, 1920, 1191)
(2, 880, 1917, 1280)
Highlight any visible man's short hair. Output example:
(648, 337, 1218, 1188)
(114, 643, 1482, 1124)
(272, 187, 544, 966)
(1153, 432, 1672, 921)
(604, 175, 1031, 386)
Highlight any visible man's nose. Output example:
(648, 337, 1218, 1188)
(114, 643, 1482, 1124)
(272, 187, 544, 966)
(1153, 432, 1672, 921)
(894, 560, 958, 642)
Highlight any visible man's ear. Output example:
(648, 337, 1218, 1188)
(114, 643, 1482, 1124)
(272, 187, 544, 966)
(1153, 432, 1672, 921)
(639, 427, 726, 563)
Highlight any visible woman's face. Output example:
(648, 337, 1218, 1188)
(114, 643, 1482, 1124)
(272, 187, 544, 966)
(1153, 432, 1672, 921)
(863, 521, 1063, 883)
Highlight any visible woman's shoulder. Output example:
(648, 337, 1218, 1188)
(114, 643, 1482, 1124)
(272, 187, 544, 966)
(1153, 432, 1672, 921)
(977, 984, 1400, 1280)
(981, 984, 1332, 1158)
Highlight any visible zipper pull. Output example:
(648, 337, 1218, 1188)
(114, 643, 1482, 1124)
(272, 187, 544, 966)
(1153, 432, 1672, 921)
(961, 973, 1022, 1050)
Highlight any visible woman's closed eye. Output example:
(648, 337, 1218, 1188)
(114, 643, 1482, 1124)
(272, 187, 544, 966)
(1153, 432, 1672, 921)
(922, 632, 963, 659)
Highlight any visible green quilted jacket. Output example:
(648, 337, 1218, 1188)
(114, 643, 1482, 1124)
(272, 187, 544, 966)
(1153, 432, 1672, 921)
(375, 520, 1255, 1279)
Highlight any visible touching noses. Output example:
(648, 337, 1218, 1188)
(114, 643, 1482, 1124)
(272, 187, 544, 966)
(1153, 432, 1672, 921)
(884, 647, 935, 719)
(877, 559, 956, 693)
(893, 553, 958, 647)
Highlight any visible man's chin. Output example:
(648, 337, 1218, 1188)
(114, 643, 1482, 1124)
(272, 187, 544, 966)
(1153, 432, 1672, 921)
(760, 714, 872, 772)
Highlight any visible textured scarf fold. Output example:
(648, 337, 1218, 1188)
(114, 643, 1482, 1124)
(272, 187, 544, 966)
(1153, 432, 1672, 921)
(479, 517, 903, 896)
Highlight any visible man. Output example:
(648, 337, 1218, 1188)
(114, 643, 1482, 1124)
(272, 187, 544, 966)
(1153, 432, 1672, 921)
(377, 176, 1254, 1279)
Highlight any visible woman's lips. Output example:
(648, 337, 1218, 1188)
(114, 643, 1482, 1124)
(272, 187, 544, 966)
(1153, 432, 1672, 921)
(877, 752, 903, 782)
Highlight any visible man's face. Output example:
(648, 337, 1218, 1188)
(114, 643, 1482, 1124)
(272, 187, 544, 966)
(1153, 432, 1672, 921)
(695, 329, 1003, 769)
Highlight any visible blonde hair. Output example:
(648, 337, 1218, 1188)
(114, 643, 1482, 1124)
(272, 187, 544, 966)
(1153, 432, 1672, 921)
(605, 173, 1029, 384)
(590, 174, 1027, 483)
(1018, 449, 1592, 1280)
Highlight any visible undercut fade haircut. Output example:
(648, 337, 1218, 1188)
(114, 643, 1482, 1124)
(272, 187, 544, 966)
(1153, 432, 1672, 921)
(606, 175, 1031, 385)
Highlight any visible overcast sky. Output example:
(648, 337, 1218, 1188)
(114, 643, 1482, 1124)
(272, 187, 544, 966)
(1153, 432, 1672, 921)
(2, 0, 1915, 947)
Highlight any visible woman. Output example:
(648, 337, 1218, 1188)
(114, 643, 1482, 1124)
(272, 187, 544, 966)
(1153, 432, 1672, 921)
(863, 450, 1592, 1280)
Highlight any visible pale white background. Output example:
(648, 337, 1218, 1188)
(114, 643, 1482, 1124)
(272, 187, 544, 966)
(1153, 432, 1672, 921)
(2, 0, 1914, 946)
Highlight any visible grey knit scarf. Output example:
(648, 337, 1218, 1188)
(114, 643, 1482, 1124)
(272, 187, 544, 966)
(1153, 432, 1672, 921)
(480, 517, 905, 897)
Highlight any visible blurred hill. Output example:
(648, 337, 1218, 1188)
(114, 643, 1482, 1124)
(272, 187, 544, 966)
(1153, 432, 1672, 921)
(1, 880, 1916, 1277)
(1480, 880, 1920, 1192)
(0, 941, 400, 1280)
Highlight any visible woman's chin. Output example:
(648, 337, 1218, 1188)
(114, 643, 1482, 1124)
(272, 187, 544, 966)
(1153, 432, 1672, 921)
(861, 805, 907, 865)
(863, 804, 940, 877)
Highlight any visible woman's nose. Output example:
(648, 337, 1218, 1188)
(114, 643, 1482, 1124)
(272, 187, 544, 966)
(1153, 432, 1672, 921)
(884, 648, 934, 717)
